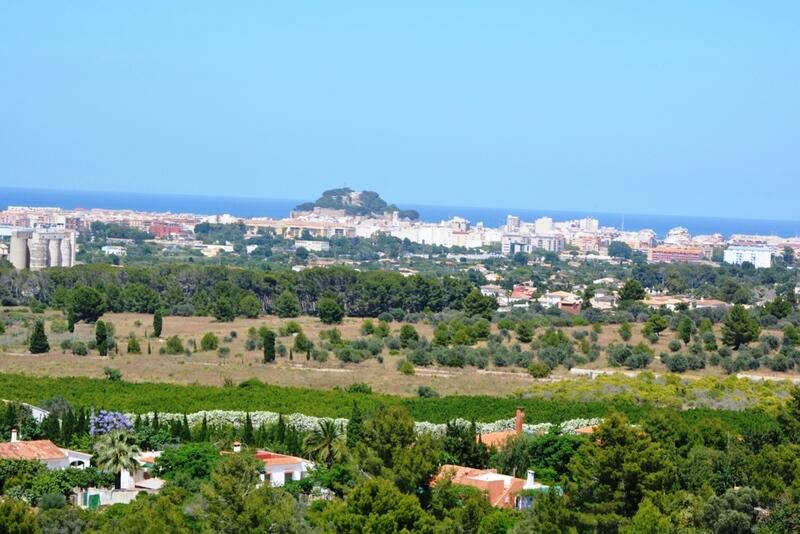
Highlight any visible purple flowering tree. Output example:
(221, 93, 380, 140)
(90, 410, 133, 437)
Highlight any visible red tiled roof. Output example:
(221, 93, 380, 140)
(0, 440, 67, 461)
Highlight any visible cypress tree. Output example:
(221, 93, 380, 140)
(199, 414, 209, 442)
(67, 309, 76, 333)
(153, 310, 163, 338)
(285, 425, 301, 456)
(289, 348, 293, 361)
(75, 408, 88, 436)
(152, 411, 160, 430)
(346, 402, 364, 448)
(242, 413, 254, 444)
(306, 348, 311, 361)
(96, 321, 108, 356)
(181, 414, 192, 442)
(276, 414, 287, 445)
(29, 320, 50, 354)
(262, 329, 276, 363)
(147, 342, 151, 354)
(42, 413, 61, 441)
(61, 409, 76, 444)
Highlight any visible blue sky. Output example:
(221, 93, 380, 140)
(1, 2, 798, 219)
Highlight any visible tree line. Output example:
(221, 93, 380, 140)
(0, 263, 495, 321)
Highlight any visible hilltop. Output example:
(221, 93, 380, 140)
(295, 187, 419, 219)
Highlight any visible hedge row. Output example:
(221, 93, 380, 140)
(0, 373, 775, 432)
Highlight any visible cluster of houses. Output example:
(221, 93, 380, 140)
(481, 277, 734, 315)
(1, 404, 579, 512)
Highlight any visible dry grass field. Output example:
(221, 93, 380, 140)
(0, 309, 791, 397)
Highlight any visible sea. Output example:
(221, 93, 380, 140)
(1, 187, 799, 240)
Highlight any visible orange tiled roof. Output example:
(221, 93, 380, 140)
(479, 430, 518, 448)
(255, 450, 310, 466)
(435, 465, 526, 509)
(0, 440, 67, 461)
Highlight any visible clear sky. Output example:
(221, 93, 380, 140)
(1, 2, 798, 219)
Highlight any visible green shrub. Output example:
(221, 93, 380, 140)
(38, 492, 66, 510)
(164, 336, 184, 355)
(280, 321, 303, 336)
(127, 338, 142, 354)
(72, 342, 88, 356)
(200, 332, 220, 352)
(528, 362, 551, 378)
(417, 385, 439, 398)
(345, 382, 372, 394)
(103, 367, 122, 382)
(397, 360, 415, 375)
(668, 340, 682, 352)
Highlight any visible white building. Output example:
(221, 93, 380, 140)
(723, 245, 772, 269)
(501, 234, 564, 255)
(101, 245, 127, 256)
(255, 450, 314, 487)
(0, 429, 91, 469)
(119, 451, 165, 492)
(294, 240, 330, 252)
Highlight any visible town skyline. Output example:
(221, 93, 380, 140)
(3, 186, 800, 236)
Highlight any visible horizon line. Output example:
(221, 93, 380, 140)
(1, 185, 800, 228)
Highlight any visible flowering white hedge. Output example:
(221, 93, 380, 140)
(127, 409, 601, 437)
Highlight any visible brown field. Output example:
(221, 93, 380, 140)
(0, 310, 791, 396)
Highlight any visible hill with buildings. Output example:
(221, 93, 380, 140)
(295, 188, 419, 220)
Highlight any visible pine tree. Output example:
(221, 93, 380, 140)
(28, 320, 50, 354)
(153, 310, 163, 338)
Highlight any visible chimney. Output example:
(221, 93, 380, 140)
(515, 408, 524, 434)
(232, 441, 242, 453)
(10, 428, 18, 443)
(524, 470, 536, 489)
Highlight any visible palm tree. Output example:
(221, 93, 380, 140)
(93, 430, 141, 488)
(303, 420, 345, 468)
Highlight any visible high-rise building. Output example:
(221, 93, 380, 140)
(505, 215, 520, 233)
(534, 217, 553, 235)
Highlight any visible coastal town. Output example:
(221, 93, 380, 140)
(0, 188, 791, 272)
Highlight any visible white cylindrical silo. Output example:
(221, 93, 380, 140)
(60, 237, 73, 267)
(9, 233, 29, 270)
(48, 238, 62, 267)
